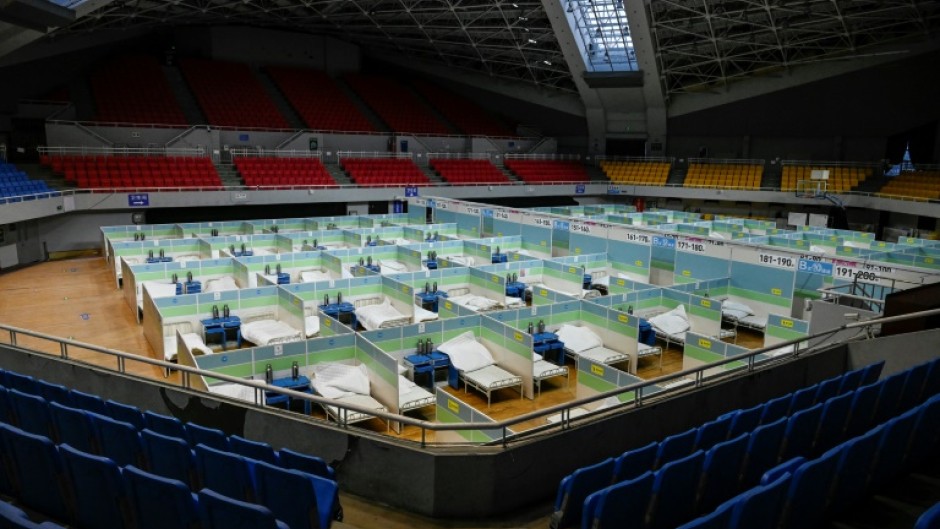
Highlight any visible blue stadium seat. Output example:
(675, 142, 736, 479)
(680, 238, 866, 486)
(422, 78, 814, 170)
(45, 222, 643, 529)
(814, 392, 853, 454)
(144, 410, 188, 439)
(872, 373, 907, 425)
(726, 404, 763, 439)
(908, 394, 940, 469)
(194, 444, 255, 502)
(829, 425, 882, 512)
(648, 450, 705, 529)
(740, 416, 787, 487)
(0, 423, 70, 521)
(279, 447, 335, 481)
(37, 380, 72, 406)
(813, 376, 842, 406)
(60, 443, 130, 529)
(676, 501, 733, 529)
(899, 362, 931, 411)
(779, 402, 823, 461)
(694, 415, 731, 452)
(845, 382, 881, 438)
(838, 368, 865, 396)
(612, 441, 657, 484)
(0, 387, 12, 425)
(859, 360, 885, 386)
(254, 459, 340, 529)
(654, 428, 697, 469)
(88, 412, 143, 468)
(923, 359, 940, 401)
(8, 389, 53, 438)
(140, 428, 196, 488)
(779, 446, 841, 529)
(759, 394, 792, 425)
(549, 458, 615, 529)
(228, 434, 278, 465)
(49, 401, 97, 454)
(869, 406, 918, 489)
(186, 423, 230, 451)
(581, 471, 653, 529)
(68, 389, 109, 416)
(197, 488, 290, 529)
(697, 433, 749, 514)
(788, 385, 817, 415)
(106, 400, 146, 431)
(759, 456, 804, 486)
(123, 465, 199, 529)
(3, 372, 38, 395)
(0, 500, 66, 529)
(726, 471, 790, 529)
(914, 501, 940, 529)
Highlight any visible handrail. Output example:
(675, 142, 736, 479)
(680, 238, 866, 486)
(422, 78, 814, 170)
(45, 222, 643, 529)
(504, 153, 581, 161)
(3, 307, 938, 447)
(230, 148, 322, 159)
(336, 151, 414, 160)
(37, 146, 207, 157)
(687, 157, 765, 165)
(780, 159, 884, 169)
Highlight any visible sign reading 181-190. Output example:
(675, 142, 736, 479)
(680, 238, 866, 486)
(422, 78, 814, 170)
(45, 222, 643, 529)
(758, 252, 795, 269)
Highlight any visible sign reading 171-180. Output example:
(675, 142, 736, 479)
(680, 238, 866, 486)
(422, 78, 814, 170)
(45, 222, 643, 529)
(759, 252, 796, 269)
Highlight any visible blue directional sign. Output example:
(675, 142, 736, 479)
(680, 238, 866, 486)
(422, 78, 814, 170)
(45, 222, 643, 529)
(652, 236, 676, 249)
(798, 258, 833, 276)
(128, 193, 149, 207)
(575, 184, 586, 194)
(404, 185, 419, 197)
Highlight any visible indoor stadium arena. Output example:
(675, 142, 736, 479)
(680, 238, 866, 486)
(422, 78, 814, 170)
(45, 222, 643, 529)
(0, 0, 939, 528)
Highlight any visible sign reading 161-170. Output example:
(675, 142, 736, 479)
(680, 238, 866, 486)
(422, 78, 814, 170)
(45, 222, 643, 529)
(759, 252, 795, 269)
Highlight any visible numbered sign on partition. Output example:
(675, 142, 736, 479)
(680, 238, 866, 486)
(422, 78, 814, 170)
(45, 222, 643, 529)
(758, 252, 796, 269)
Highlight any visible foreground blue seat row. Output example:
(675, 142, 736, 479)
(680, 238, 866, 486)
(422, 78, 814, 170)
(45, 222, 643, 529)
(550, 360, 892, 528)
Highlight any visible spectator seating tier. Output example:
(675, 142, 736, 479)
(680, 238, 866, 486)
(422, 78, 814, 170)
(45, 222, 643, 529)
(877, 171, 940, 200)
(343, 74, 450, 135)
(40, 155, 222, 189)
(684, 163, 763, 189)
(781, 165, 873, 193)
(410, 79, 515, 137)
(0, 162, 51, 199)
(179, 58, 288, 129)
(91, 55, 187, 126)
(341, 158, 430, 187)
(429, 158, 509, 184)
(600, 160, 671, 186)
(504, 159, 588, 183)
(234, 157, 336, 187)
(266, 67, 375, 133)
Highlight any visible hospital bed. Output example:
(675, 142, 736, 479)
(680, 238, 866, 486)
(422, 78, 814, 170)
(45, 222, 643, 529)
(720, 300, 768, 336)
(203, 276, 240, 293)
(303, 306, 321, 338)
(239, 313, 303, 346)
(647, 304, 736, 350)
(299, 268, 332, 283)
(533, 354, 569, 396)
(354, 297, 414, 330)
(310, 363, 388, 426)
(447, 287, 524, 313)
(444, 255, 475, 267)
(437, 331, 523, 407)
(377, 259, 410, 274)
(553, 323, 660, 373)
(397, 375, 435, 414)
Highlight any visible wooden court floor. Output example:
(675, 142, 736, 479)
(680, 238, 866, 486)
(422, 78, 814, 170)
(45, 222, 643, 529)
(0, 256, 767, 528)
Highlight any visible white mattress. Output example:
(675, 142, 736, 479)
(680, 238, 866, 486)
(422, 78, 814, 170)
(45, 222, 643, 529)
(324, 393, 387, 424)
(399, 376, 435, 411)
(355, 298, 409, 330)
(240, 319, 302, 346)
(181, 332, 213, 356)
(447, 255, 475, 267)
(578, 346, 629, 365)
(413, 305, 438, 323)
(208, 383, 257, 403)
(300, 270, 332, 283)
(304, 316, 320, 338)
(737, 314, 768, 330)
(465, 364, 521, 390)
(534, 360, 568, 380)
(449, 293, 501, 312)
(379, 260, 409, 273)
(203, 276, 239, 293)
(140, 281, 178, 309)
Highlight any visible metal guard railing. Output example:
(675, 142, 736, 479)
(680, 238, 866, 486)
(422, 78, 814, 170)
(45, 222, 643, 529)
(2, 307, 938, 448)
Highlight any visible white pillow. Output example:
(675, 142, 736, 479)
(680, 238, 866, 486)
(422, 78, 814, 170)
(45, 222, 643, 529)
(722, 300, 754, 316)
(304, 316, 320, 338)
(311, 380, 352, 399)
(555, 324, 603, 353)
(437, 331, 495, 372)
(649, 305, 690, 335)
(313, 363, 371, 395)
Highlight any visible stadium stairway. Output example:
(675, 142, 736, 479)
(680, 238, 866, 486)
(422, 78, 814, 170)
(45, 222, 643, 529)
(324, 163, 353, 185)
(854, 173, 892, 194)
(163, 63, 206, 125)
(68, 78, 96, 122)
(333, 78, 391, 133)
(254, 67, 305, 131)
(761, 161, 782, 190)
(666, 160, 688, 186)
(586, 165, 608, 183)
(19, 163, 67, 191)
(214, 163, 242, 187)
